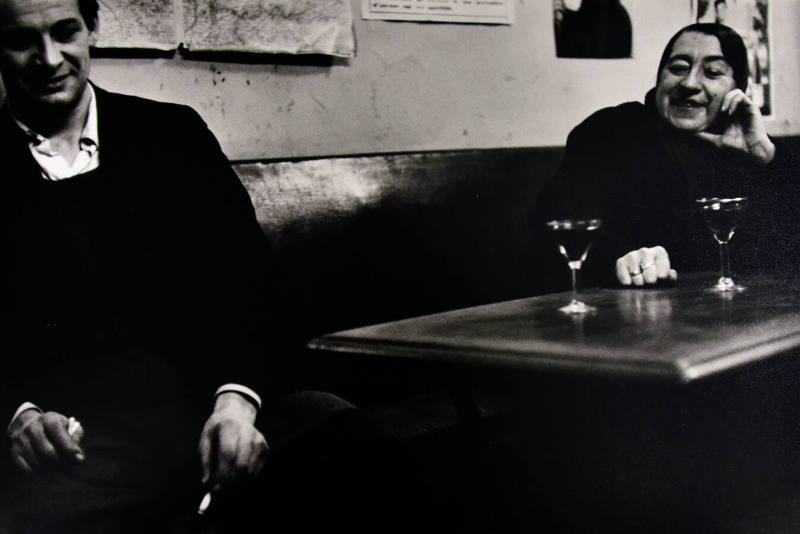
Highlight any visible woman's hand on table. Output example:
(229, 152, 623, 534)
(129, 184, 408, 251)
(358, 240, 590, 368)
(616, 246, 678, 286)
(696, 89, 775, 164)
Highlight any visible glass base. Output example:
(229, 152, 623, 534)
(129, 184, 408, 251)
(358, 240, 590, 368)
(558, 300, 596, 314)
(711, 277, 745, 292)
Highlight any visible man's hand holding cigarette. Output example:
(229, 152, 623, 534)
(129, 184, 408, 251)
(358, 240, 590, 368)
(8, 411, 84, 473)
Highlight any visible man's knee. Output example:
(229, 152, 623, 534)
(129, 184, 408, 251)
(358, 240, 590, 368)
(265, 390, 359, 442)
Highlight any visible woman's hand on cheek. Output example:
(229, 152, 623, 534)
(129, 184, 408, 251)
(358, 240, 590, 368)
(696, 89, 775, 164)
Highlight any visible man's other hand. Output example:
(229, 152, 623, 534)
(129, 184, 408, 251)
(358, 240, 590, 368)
(199, 392, 268, 491)
(8, 411, 85, 473)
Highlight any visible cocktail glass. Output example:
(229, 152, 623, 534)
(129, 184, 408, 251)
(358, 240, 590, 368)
(545, 219, 603, 314)
(696, 197, 748, 292)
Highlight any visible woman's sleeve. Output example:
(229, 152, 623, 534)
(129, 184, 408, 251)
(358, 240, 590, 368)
(529, 113, 630, 291)
(743, 137, 800, 274)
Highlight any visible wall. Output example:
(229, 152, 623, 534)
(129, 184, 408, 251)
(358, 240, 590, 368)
(89, 0, 800, 161)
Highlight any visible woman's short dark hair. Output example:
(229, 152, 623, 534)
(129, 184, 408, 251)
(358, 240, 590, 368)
(656, 23, 749, 91)
(80, 0, 100, 32)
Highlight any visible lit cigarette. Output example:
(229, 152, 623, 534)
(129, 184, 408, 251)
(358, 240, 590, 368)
(197, 492, 212, 515)
(67, 417, 82, 437)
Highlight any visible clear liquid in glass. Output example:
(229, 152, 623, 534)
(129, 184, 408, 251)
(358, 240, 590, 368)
(696, 197, 748, 292)
(545, 219, 602, 313)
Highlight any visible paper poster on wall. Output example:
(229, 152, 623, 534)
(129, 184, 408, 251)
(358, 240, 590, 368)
(94, 0, 355, 57)
(693, 0, 771, 115)
(183, 0, 354, 56)
(362, 0, 514, 25)
(553, 0, 633, 59)
(96, 0, 178, 50)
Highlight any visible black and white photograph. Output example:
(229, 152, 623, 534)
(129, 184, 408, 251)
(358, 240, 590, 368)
(553, 0, 632, 58)
(0, 0, 800, 532)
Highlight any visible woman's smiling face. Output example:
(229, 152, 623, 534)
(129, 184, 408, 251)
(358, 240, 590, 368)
(655, 31, 737, 132)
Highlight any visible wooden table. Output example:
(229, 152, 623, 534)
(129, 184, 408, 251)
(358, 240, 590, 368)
(308, 273, 800, 383)
(307, 273, 800, 531)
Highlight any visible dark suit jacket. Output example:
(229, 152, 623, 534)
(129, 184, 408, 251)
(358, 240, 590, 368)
(0, 85, 282, 424)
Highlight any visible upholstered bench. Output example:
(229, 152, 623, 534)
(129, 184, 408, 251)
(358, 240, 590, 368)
(234, 147, 565, 338)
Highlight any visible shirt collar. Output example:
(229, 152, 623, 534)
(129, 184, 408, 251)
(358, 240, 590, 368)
(10, 84, 99, 154)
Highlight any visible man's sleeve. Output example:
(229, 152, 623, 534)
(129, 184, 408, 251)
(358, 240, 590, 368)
(164, 107, 298, 406)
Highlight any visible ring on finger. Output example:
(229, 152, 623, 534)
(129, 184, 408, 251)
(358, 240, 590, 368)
(629, 270, 643, 277)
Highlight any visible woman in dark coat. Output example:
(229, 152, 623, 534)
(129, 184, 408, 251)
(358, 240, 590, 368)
(532, 23, 793, 293)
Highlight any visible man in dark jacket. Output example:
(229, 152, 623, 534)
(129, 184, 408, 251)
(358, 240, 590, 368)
(0, 0, 298, 531)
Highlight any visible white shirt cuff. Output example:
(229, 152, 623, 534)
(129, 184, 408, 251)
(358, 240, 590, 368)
(8, 402, 42, 432)
(215, 384, 261, 411)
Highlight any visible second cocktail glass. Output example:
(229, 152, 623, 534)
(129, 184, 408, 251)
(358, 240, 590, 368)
(696, 197, 748, 292)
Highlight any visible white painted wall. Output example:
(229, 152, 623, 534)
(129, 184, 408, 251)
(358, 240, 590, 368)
(88, 0, 800, 161)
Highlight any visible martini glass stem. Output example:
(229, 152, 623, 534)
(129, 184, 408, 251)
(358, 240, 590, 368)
(718, 240, 733, 285)
(568, 260, 582, 307)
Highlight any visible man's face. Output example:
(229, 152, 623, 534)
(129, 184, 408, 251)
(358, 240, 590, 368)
(655, 31, 737, 133)
(0, 0, 95, 113)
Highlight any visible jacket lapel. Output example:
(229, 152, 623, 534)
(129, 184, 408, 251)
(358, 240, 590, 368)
(0, 106, 47, 193)
(92, 84, 132, 172)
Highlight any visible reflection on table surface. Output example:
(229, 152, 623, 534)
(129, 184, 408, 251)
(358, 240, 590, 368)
(309, 273, 800, 532)
(308, 272, 800, 383)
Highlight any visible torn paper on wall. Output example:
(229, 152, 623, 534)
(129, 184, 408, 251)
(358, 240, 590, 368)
(94, 0, 355, 57)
